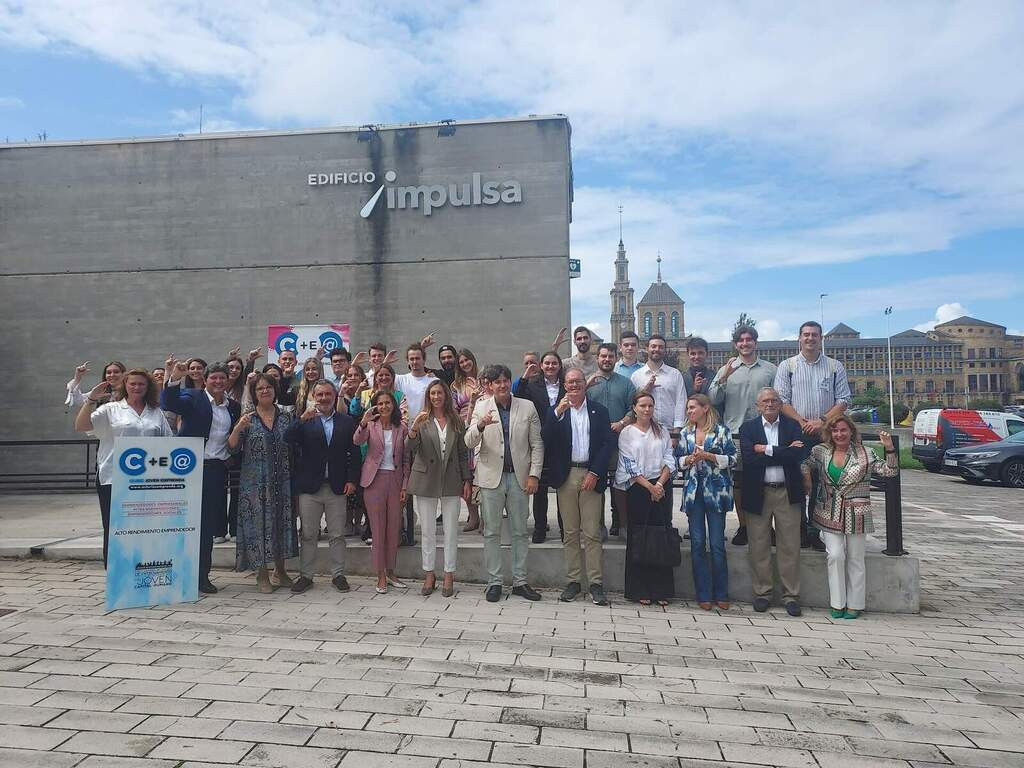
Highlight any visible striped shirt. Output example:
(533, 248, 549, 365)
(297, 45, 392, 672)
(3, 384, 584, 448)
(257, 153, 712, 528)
(774, 353, 851, 421)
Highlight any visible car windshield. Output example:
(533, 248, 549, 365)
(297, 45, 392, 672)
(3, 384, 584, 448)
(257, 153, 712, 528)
(1008, 431, 1024, 444)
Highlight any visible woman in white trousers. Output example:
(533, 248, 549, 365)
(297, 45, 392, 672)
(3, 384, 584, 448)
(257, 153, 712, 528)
(802, 415, 898, 619)
(406, 380, 472, 597)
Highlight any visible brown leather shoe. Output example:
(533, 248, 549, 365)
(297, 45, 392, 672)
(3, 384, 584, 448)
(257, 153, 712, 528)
(717, 601, 731, 611)
(698, 602, 712, 610)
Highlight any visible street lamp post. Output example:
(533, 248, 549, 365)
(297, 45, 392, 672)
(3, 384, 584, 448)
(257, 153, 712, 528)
(819, 293, 828, 355)
(885, 306, 895, 428)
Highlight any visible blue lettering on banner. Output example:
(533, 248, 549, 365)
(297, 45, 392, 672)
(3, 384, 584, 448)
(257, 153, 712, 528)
(318, 331, 343, 352)
(275, 331, 299, 354)
(168, 448, 197, 476)
(119, 448, 147, 476)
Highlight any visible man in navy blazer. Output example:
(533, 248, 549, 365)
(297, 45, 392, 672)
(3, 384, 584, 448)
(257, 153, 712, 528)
(161, 359, 241, 594)
(284, 380, 361, 594)
(542, 367, 612, 606)
(739, 387, 806, 616)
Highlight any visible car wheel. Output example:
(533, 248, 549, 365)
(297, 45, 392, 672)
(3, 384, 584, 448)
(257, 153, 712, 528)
(924, 462, 943, 473)
(1002, 459, 1024, 489)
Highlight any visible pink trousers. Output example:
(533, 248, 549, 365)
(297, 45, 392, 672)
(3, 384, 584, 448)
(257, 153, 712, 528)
(363, 469, 403, 572)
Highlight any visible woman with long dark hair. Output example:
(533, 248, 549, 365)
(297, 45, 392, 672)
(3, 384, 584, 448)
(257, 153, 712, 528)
(354, 390, 411, 594)
(616, 391, 675, 606)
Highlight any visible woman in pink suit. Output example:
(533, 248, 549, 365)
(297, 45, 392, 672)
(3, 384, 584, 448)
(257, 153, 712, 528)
(354, 390, 411, 594)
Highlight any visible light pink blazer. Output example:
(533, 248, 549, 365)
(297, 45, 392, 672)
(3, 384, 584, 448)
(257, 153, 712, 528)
(353, 420, 410, 489)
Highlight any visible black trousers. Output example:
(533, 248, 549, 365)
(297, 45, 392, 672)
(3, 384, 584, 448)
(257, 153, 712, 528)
(224, 463, 240, 538)
(201, 459, 228, 582)
(97, 483, 112, 568)
(404, 496, 415, 544)
(624, 482, 675, 601)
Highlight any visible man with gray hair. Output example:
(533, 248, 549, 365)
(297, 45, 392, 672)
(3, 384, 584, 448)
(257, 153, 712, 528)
(738, 387, 806, 616)
(284, 379, 361, 594)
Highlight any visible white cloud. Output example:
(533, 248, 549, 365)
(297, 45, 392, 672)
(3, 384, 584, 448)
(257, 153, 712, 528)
(0, 96, 24, 108)
(914, 302, 971, 332)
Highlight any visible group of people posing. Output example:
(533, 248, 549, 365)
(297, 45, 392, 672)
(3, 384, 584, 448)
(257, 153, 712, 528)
(67, 319, 899, 618)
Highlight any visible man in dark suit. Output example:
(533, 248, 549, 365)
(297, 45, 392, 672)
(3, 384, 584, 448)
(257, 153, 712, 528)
(514, 352, 565, 543)
(739, 387, 806, 616)
(161, 358, 241, 594)
(542, 367, 613, 606)
(284, 380, 360, 594)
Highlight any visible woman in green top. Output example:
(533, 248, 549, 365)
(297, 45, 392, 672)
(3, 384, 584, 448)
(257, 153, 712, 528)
(802, 414, 898, 620)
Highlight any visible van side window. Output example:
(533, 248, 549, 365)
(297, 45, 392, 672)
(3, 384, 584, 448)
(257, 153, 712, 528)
(1008, 421, 1024, 436)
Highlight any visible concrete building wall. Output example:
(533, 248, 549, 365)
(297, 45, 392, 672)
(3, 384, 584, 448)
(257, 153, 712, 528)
(0, 117, 572, 475)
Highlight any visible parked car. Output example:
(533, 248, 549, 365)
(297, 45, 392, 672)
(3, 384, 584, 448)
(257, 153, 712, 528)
(912, 408, 1024, 473)
(944, 432, 1024, 488)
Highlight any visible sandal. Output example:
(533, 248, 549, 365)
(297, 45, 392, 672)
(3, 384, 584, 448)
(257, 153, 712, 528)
(421, 573, 436, 596)
(639, 599, 652, 606)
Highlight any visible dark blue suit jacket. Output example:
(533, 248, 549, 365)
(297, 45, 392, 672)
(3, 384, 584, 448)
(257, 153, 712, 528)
(283, 411, 361, 496)
(160, 383, 241, 441)
(541, 398, 613, 493)
(739, 413, 805, 514)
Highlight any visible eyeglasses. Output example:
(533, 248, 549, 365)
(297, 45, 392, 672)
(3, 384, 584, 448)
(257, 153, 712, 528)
(564, 380, 585, 387)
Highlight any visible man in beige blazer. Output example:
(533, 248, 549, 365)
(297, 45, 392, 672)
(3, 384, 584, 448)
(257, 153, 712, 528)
(466, 364, 545, 602)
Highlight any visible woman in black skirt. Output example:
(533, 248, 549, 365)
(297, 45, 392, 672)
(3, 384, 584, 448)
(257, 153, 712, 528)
(616, 391, 676, 605)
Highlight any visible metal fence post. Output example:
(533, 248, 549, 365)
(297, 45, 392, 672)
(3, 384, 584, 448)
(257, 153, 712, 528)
(883, 433, 907, 556)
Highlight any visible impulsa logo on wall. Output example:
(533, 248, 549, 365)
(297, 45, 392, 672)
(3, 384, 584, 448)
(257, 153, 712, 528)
(307, 170, 524, 217)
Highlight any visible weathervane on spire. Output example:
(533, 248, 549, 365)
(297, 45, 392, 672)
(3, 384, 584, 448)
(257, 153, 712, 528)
(656, 251, 662, 283)
(618, 204, 623, 245)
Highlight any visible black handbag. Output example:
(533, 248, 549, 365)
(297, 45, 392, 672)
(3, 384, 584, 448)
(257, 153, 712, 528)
(629, 489, 682, 568)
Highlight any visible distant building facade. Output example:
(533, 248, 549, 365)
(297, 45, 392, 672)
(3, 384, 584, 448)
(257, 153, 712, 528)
(606, 237, 1022, 406)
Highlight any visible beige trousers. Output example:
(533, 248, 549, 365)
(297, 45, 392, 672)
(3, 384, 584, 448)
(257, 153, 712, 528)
(556, 467, 604, 586)
(746, 485, 801, 601)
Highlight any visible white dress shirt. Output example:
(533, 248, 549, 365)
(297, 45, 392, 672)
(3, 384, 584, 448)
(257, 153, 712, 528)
(545, 379, 560, 406)
(320, 411, 335, 445)
(556, 401, 592, 463)
(630, 362, 688, 430)
(205, 391, 232, 460)
(615, 424, 674, 488)
(396, 372, 436, 418)
(761, 416, 786, 484)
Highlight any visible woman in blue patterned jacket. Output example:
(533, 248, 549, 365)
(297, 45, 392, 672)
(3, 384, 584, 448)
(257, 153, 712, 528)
(675, 393, 737, 610)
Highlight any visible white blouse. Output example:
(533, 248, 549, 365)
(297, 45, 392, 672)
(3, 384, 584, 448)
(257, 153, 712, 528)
(434, 418, 448, 455)
(90, 400, 173, 485)
(380, 428, 396, 471)
(615, 424, 674, 489)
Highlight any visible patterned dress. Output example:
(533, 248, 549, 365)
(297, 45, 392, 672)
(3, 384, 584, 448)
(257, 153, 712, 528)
(235, 407, 298, 570)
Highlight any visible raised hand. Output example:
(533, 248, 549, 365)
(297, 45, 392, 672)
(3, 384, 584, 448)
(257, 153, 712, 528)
(300, 404, 318, 422)
(879, 431, 895, 452)
(643, 373, 657, 393)
(420, 331, 439, 349)
(235, 411, 253, 431)
(247, 347, 263, 363)
(246, 371, 258, 385)
(315, 346, 327, 361)
(555, 395, 571, 417)
(523, 363, 540, 380)
(87, 381, 113, 401)
(412, 410, 430, 430)
(478, 410, 496, 429)
(351, 351, 368, 367)
(73, 362, 90, 383)
(228, 346, 241, 359)
(383, 350, 398, 366)
(551, 327, 569, 350)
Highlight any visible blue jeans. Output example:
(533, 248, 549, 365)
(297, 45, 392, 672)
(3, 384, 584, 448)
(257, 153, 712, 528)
(688, 496, 728, 603)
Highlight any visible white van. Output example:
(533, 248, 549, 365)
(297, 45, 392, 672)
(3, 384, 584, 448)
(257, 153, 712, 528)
(912, 408, 1024, 472)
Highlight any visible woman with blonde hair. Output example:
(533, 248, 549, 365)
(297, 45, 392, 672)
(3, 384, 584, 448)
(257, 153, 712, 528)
(294, 357, 323, 414)
(675, 393, 736, 610)
(802, 414, 898, 619)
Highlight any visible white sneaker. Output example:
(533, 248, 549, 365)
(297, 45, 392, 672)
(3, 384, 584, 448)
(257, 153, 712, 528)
(213, 536, 227, 544)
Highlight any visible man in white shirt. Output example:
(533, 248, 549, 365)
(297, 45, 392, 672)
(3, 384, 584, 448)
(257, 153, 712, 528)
(328, 348, 351, 388)
(395, 343, 438, 546)
(543, 368, 613, 606)
(161, 359, 241, 594)
(629, 334, 687, 435)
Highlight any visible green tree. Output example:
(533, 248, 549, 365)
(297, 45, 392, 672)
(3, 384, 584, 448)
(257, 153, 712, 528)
(966, 398, 1004, 411)
(732, 313, 757, 336)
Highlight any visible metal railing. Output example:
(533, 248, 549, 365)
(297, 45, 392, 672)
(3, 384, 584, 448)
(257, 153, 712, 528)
(0, 439, 99, 493)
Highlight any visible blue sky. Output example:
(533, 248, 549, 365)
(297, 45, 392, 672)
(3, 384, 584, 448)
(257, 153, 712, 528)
(3, 1, 1023, 341)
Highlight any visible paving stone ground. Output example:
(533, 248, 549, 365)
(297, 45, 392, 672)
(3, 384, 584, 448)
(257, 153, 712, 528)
(0, 470, 1022, 767)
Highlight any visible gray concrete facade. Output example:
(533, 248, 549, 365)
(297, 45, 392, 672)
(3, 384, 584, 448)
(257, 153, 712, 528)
(0, 117, 573, 471)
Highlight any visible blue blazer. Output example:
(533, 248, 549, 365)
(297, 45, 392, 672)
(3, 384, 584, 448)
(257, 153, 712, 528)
(541, 398, 613, 493)
(674, 423, 736, 514)
(284, 411, 361, 496)
(738, 414, 805, 514)
(160, 383, 241, 441)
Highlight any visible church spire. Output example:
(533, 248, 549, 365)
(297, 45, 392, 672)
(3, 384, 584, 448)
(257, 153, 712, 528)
(656, 251, 662, 283)
(618, 204, 623, 247)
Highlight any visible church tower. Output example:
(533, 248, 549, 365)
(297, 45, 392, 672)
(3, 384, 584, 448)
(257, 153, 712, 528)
(609, 206, 635, 345)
